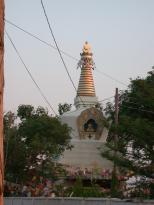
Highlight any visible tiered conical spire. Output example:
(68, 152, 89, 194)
(77, 42, 96, 97)
(74, 42, 98, 109)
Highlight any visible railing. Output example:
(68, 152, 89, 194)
(4, 197, 154, 205)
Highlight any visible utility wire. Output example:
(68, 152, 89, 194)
(5, 19, 78, 62)
(95, 68, 127, 86)
(99, 95, 154, 114)
(40, 0, 77, 92)
(125, 96, 154, 104)
(5, 19, 128, 87)
(123, 101, 144, 106)
(40, 0, 98, 117)
(120, 105, 154, 115)
(98, 96, 114, 102)
(98, 96, 154, 114)
(5, 22, 114, 117)
(5, 31, 57, 116)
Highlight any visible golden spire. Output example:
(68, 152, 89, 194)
(77, 42, 96, 97)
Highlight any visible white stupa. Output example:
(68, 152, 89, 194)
(60, 42, 112, 171)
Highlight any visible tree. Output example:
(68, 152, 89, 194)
(17, 104, 34, 120)
(58, 103, 72, 115)
(102, 68, 154, 197)
(4, 111, 27, 182)
(4, 105, 72, 183)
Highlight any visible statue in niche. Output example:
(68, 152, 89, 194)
(84, 119, 97, 132)
(87, 123, 94, 132)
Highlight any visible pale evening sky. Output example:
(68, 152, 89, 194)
(4, 0, 154, 115)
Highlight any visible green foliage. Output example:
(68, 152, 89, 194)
(70, 177, 104, 197)
(4, 126, 27, 183)
(110, 170, 120, 197)
(58, 103, 72, 115)
(17, 104, 34, 120)
(4, 111, 16, 130)
(72, 176, 83, 196)
(102, 68, 154, 197)
(4, 105, 71, 183)
(4, 111, 27, 182)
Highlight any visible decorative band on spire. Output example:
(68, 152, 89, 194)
(77, 42, 96, 97)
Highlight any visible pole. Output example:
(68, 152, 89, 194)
(115, 88, 119, 128)
(0, 0, 4, 204)
(111, 88, 119, 197)
(114, 87, 119, 175)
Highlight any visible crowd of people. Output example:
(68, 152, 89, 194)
(4, 179, 56, 197)
(3, 167, 126, 198)
(65, 166, 113, 179)
(4, 167, 153, 198)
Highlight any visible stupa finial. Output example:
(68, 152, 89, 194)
(82, 41, 92, 54)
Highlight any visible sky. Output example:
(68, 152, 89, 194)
(4, 0, 154, 115)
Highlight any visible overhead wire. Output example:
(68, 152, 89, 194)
(98, 95, 154, 115)
(98, 94, 154, 114)
(5, 31, 76, 144)
(123, 101, 144, 106)
(120, 105, 154, 115)
(5, 19, 78, 62)
(5, 31, 78, 146)
(40, 0, 113, 128)
(123, 96, 154, 104)
(40, 0, 101, 118)
(9, 11, 146, 117)
(5, 22, 116, 118)
(5, 19, 138, 116)
(40, 0, 78, 92)
(5, 31, 57, 116)
(95, 68, 127, 86)
(6, 22, 152, 116)
(5, 19, 128, 87)
(118, 95, 154, 114)
(98, 96, 114, 102)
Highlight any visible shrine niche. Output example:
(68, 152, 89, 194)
(77, 107, 104, 140)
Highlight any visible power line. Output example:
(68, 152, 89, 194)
(95, 68, 127, 87)
(120, 105, 154, 115)
(5, 19, 78, 62)
(98, 96, 154, 115)
(40, 0, 78, 93)
(5, 20, 115, 118)
(99, 95, 154, 114)
(40, 0, 107, 123)
(125, 96, 152, 102)
(5, 19, 128, 87)
(5, 31, 57, 116)
(98, 95, 114, 102)
(40, 0, 122, 129)
(123, 101, 143, 106)
(40, 0, 96, 115)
